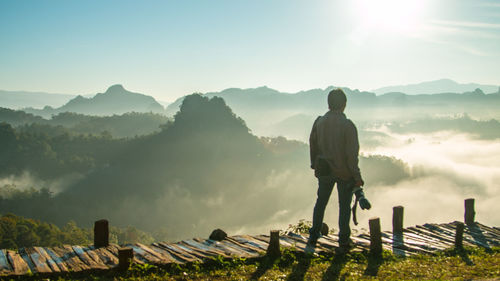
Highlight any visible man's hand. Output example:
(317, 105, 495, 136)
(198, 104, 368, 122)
(355, 179, 364, 187)
(354, 186, 371, 210)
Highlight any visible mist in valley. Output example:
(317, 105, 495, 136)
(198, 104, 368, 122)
(1, 89, 500, 244)
(233, 114, 500, 235)
(246, 107, 500, 233)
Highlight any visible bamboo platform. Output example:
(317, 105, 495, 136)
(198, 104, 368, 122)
(0, 221, 499, 277)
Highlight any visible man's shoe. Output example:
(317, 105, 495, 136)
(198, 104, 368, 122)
(335, 245, 351, 255)
(304, 235, 318, 254)
(307, 234, 319, 246)
(336, 240, 355, 254)
(304, 243, 316, 255)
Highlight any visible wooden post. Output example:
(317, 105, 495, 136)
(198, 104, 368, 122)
(392, 206, 404, 234)
(94, 219, 109, 248)
(455, 222, 464, 249)
(369, 217, 382, 255)
(465, 198, 475, 225)
(266, 230, 280, 258)
(118, 247, 133, 270)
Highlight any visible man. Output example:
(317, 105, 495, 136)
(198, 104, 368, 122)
(308, 88, 370, 253)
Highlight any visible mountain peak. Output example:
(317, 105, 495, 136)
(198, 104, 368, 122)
(472, 88, 485, 95)
(435, 78, 455, 83)
(105, 84, 126, 94)
(36, 84, 165, 116)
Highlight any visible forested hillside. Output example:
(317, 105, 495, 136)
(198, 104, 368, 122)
(0, 213, 158, 249)
(0, 94, 409, 241)
(0, 107, 170, 138)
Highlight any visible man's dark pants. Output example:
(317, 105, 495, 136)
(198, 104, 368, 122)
(309, 175, 354, 246)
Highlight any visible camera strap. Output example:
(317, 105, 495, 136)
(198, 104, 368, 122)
(352, 196, 359, 226)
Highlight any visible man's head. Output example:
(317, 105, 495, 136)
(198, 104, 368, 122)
(328, 88, 347, 111)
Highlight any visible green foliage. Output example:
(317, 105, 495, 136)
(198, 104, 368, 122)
(0, 213, 158, 249)
(0, 213, 91, 249)
(52, 111, 170, 138)
(277, 247, 297, 268)
(284, 219, 312, 235)
(39, 246, 500, 280)
(0, 122, 129, 180)
(0, 107, 170, 138)
(128, 262, 159, 276)
(110, 226, 155, 245)
(0, 107, 45, 126)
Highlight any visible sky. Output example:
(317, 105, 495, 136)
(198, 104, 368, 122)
(1, 0, 500, 102)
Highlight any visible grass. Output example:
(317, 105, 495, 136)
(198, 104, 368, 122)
(5, 246, 499, 281)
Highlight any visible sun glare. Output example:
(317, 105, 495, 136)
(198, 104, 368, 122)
(353, 0, 426, 33)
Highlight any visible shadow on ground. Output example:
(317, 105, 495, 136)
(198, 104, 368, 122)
(321, 253, 348, 281)
(250, 257, 275, 280)
(364, 253, 383, 277)
(286, 255, 312, 281)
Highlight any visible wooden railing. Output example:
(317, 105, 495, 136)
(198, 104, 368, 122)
(88, 198, 478, 268)
(1, 197, 498, 277)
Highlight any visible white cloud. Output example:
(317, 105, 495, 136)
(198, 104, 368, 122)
(349, 129, 500, 231)
(429, 19, 500, 30)
(0, 171, 83, 195)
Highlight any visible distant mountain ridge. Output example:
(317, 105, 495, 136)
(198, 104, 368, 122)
(165, 85, 355, 115)
(3, 79, 500, 131)
(165, 83, 500, 117)
(0, 90, 76, 109)
(3, 78, 499, 115)
(165, 84, 500, 140)
(372, 79, 499, 95)
(24, 85, 164, 117)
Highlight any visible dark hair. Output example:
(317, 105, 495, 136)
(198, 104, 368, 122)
(328, 88, 347, 110)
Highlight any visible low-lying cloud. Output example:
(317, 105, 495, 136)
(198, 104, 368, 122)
(247, 126, 500, 235)
(0, 171, 83, 197)
(350, 128, 500, 231)
(2, 119, 498, 240)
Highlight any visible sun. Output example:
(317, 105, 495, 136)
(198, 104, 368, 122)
(353, 0, 426, 33)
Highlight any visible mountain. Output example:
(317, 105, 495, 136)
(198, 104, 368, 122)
(24, 85, 164, 117)
(266, 114, 316, 141)
(0, 94, 310, 239)
(166, 86, 375, 123)
(165, 84, 500, 141)
(165, 86, 344, 135)
(372, 79, 499, 95)
(0, 107, 170, 138)
(0, 107, 47, 126)
(167, 83, 500, 121)
(0, 90, 75, 109)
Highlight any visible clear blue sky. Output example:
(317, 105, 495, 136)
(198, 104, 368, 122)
(1, 0, 499, 101)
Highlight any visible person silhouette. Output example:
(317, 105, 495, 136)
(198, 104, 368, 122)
(307, 88, 370, 254)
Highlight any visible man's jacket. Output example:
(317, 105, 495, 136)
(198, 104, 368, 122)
(309, 110, 362, 182)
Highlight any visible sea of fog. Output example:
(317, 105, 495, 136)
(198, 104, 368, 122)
(359, 128, 500, 230)
(234, 127, 500, 236)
